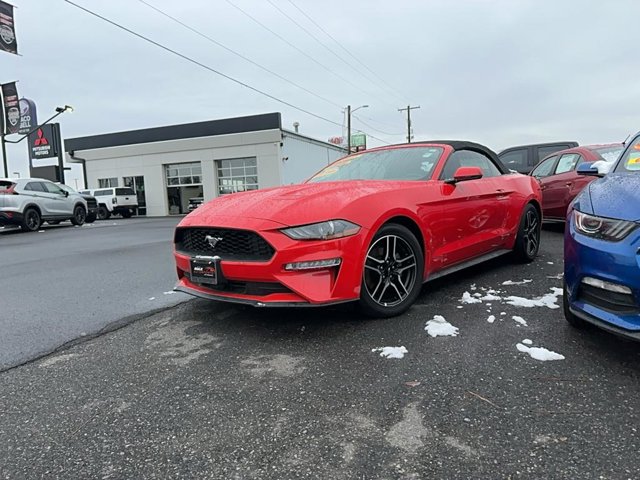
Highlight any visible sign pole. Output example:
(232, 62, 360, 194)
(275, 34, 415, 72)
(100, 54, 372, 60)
(1, 134, 8, 178)
(53, 123, 65, 184)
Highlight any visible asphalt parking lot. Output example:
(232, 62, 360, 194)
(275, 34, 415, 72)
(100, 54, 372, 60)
(1, 225, 639, 479)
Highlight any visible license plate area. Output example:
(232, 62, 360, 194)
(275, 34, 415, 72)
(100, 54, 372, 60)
(190, 256, 220, 285)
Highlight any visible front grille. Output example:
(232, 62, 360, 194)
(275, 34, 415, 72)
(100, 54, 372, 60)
(175, 227, 275, 261)
(578, 284, 639, 313)
(86, 198, 98, 208)
(185, 272, 290, 296)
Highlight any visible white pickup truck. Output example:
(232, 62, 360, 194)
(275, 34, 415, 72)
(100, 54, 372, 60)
(81, 187, 138, 220)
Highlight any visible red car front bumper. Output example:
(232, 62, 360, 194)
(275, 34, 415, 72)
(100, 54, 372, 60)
(173, 216, 369, 307)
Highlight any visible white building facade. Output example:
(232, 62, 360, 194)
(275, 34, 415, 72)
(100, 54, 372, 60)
(64, 113, 346, 216)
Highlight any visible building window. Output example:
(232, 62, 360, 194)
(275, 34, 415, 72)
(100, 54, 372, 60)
(165, 162, 203, 215)
(98, 177, 118, 188)
(217, 157, 258, 195)
(165, 162, 202, 186)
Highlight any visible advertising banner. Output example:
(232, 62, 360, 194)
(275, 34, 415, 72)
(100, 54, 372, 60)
(0, 1, 17, 55)
(1, 81, 20, 134)
(18, 98, 37, 134)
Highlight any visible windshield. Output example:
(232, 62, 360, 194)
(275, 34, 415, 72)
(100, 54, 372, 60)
(615, 139, 640, 173)
(307, 146, 444, 183)
(593, 145, 623, 163)
(115, 188, 135, 195)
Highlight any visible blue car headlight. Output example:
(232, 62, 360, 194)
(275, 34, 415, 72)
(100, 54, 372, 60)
(281, 220, 360, 241)
(573, 210, 639, 242)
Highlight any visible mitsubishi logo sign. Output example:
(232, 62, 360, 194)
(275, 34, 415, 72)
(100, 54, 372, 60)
(29, 124, 57, 159)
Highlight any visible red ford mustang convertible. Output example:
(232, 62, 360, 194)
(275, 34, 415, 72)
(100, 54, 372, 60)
(173, 141, 542, 317)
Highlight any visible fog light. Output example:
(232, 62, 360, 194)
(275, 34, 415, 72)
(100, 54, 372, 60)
(582, 276, 632, 294)
(285, 258, 341, 271)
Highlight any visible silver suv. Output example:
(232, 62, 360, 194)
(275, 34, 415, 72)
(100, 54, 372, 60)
(0, 178, 89, 232)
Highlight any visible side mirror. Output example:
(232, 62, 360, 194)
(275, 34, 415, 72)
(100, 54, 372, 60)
(63, 190, 69, 197)
(576, 162, 601, 177)
(445, 166, 483, 185)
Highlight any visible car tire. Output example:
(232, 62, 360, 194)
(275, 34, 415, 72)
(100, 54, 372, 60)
(513, 203, 540, 263)
(21, 208, 41, 232)
(97, 206, 111, 220)
(563, 279, 588, 329)
(121, 209, 132, 218)
(71, 205, 87, 226)
(85, 213, 96, 224)
(358, 223, 424, 318)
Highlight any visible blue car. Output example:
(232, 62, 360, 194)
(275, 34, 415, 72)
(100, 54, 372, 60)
(564, 133, 640, 340)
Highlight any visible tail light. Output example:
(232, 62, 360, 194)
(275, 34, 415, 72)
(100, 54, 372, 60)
(112, 197, 117, 204)
(0, 183, 18, 195)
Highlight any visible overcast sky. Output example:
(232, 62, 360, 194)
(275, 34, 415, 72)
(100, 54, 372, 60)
(3, 0, 640, 184)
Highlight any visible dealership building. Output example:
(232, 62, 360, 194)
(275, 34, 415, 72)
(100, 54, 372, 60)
(64, 113, 346, 216)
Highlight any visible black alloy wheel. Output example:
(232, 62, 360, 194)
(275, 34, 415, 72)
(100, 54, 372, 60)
(71, 205, 86, 226)
(359, 223, 424, 318)
(21, 208, 41, 232)
(513, 204, 540, 262)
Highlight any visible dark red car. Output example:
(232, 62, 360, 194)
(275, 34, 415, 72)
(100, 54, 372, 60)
(529, 144, 623, 221)
(174, 141, 542, 318)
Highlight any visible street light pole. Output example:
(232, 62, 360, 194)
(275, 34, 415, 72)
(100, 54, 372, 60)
(0, 105, 73, 179)
(347, 105, 351, 154)
(346, 104, 369, 154)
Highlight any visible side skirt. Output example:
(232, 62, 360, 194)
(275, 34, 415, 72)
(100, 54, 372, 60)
(425, 249, 511, 283)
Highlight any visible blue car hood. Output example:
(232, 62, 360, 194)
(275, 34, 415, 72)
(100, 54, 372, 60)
(581, 173, 640, 221)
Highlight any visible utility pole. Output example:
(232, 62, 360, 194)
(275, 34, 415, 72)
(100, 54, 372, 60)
(398, 105, 420, 143)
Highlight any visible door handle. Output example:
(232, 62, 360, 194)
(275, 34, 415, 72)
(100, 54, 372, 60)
(565, 182, 572, 187)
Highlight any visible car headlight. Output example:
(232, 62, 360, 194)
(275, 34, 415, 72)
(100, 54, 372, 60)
(573, 210, 638, 241)
(281, 220, 360, 240)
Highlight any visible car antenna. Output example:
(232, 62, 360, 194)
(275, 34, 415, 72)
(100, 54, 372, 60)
(622, 133, 631, 145)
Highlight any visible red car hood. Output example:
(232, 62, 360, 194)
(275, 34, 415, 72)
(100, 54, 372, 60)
(182, 181, 409, 228)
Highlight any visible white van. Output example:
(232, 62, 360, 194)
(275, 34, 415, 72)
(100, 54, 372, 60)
(80, 187, 138, 220)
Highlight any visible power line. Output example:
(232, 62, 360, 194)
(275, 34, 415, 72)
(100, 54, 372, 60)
(61, 1, 391, 146)
(352, 114, 403, 137)
(62, 0, 342, 128)
(263, 0, 397, 110)
(224, 0, 378, 106)
(136, 0, 342, 110)
(286, 0, 409, 104)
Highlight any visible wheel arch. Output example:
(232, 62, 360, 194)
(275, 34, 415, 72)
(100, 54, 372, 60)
(23, 203, 42, 216)
(381, 215, 426, 258)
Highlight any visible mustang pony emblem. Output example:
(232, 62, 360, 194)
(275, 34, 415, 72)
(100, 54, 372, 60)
(205, 235, 223, 249)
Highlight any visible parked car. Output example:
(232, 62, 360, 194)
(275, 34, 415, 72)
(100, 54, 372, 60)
(81, 187, 138, 220)
(47, 184, 98, 225)
(564, 134, 640, 340)
(499, 141, 578, 174)
(529, 144, 624, 221)
(173, 141, 542, 318)
(0, 177, 88, 232)
(188, 197, 204, 212)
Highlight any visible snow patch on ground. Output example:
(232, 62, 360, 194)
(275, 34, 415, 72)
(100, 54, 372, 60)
(460, 292, 482, 304)
(522, 339, 533, 345)
(481, 293, 501, 301)
(512, 315, 528, 327)
(505, 287, 562, 309)
(517, 342, 565, 361)
(487, 315, 496, 324)
(502, 279, 532, 286)
(425, 315, 459, 337)
(372, 346, 408, 359)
